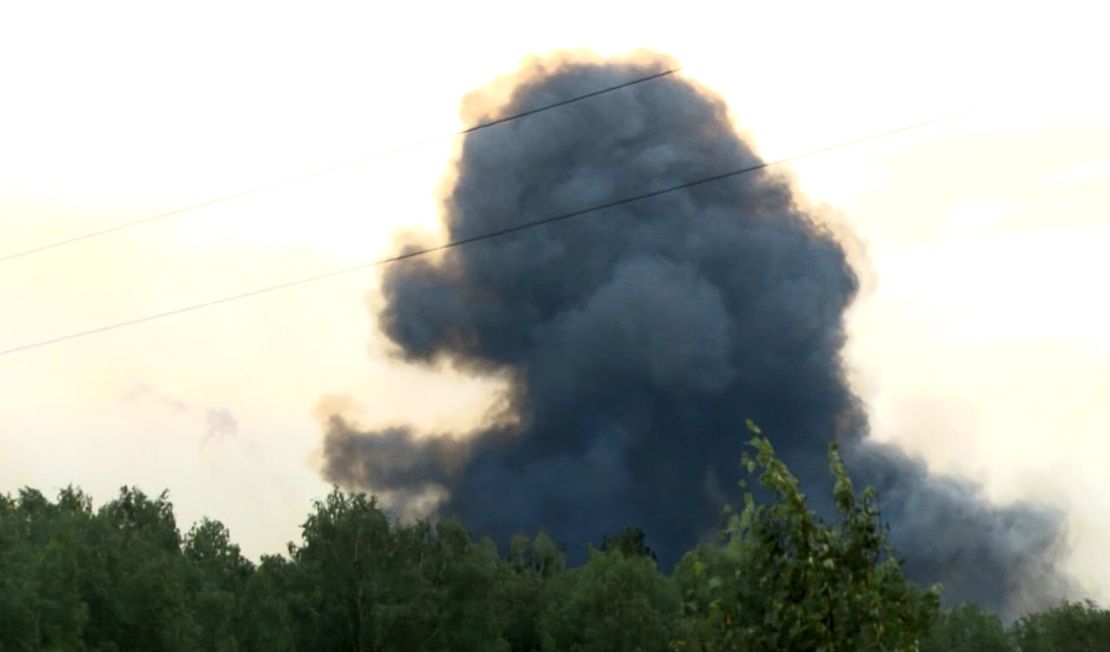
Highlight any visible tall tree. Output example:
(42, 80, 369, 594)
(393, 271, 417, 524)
(919, 603, 1013, 652)
(539, 547, 679, 652)
(183, 518, 255, 650)
(285, 489, 507, 651)
(1010, 600, 1110, 652)
(497, 532, 568, 651)
(601, 527, 657, 562)
(84, 487, 198, 651)
(0, 488, 91, 650)
(673, 423, 940, 651)
(238, 554, 296, 651)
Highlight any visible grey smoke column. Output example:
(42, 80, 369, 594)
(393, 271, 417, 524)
(322, 53, 1069, 615)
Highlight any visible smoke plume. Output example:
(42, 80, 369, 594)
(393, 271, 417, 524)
(321, 52, 1070, 616)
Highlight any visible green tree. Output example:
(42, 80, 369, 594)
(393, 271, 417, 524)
(83, 487, 198, 651)
(183, 518, 255, 651)
(401, 518, 506, 651)
(25, 439, 1110, 652)
(1010, 600, 1110, 652)
(539, 547, 679, 652)
(238, 554, 297, 651)
(497, 532, 568, 651)
(284, 489, 395, 651)
(919, 603, 1012, 652)
(0, 488, 90, 650)
(286, 488, 507, 651)
(673, 422, 940, 651)
(601, 527, 657, 562)
(0, 487, 101, 650)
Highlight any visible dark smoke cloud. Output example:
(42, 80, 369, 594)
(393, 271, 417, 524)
(321, 52, 1071, 616)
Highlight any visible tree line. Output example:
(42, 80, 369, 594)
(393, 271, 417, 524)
(1, 430, 1104, 651)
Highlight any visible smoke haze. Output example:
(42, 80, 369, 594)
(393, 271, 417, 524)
(321, 52, 1071, 616)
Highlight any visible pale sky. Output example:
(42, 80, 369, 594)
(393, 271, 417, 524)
(2, 0, 1108, 600)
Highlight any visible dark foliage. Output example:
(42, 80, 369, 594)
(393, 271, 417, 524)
(0, 434, 1096, 650)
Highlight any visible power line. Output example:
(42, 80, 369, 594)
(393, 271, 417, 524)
(0, 114, 955, 359)
(0, 67, 682, 265)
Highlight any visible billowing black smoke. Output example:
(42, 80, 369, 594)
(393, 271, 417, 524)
(322, 53, 1071, 616)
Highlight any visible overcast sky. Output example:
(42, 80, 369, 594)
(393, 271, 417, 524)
(2, 0, 1108, 601)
